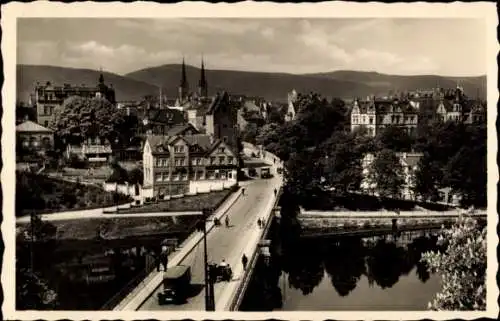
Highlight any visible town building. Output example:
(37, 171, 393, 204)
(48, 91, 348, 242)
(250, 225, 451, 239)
(16, 120, 54, 157)
(66, 137, 113, 164)
(350, 96, 419, 137)
(205, 92, 240, 153)
(33, 72, 116, 127)
(350, 86, 485, 137)
(137, 108, 187, 136)
(285, 89, 298, 122)
(361, 152, 423, 200)
(142, 132, 238, 197)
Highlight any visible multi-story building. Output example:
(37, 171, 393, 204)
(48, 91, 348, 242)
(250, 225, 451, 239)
(350, 86, 485, 137)
(33, 73, 116, 127)
(16, 120, 54, 158)
(361, 152, 423, 200)
(142, 133, 239, 197)
(350, 96, 419, 137)
(205, 92, 240, 153)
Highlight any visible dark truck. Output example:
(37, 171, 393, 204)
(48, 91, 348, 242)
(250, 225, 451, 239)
(157, 265, 191, 305)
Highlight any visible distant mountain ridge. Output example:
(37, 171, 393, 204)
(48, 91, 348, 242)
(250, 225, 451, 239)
(17, 64, 487, 104)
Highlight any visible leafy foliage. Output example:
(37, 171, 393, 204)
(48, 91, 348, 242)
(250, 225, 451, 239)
(421, 216, 486, 310)
(16, 172, 131, 216)
(369, 149, 405, 198)
(376, 125, 414, 152)
(414, 121, 486, 207)
(16, 268, 58, 310)
(50, 96, 127, 145)
(240, 122, 259, 145)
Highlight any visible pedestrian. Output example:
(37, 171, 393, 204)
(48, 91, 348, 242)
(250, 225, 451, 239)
(242, 254, 248, 270)
(274, 158, 276, 164)
(160, 246, 168, 271)
(257, 218, 262, 228)
(154, 252, 161, 272)
(274, 188, 277, 197)
(225, 216, 230, 228)
(242, 187, 245, 196)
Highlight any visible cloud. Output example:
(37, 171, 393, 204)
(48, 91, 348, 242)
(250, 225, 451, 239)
(16, 18, 487, 76)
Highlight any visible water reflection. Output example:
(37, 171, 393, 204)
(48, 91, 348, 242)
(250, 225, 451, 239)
(241, 231, 443, 311)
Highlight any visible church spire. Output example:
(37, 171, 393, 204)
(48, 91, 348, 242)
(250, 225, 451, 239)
(178, 57, 189, 101)
(198, 55, 208, 98)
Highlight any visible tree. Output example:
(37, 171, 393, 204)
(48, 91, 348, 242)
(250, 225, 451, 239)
(421, 216, 486, 310)
(106, 162, 129, 184)
(50, 96, 126, 145)
(128, 167, 144, 185)
(240, 122, 259, 145)
(16, 268, 58, 310)
(376, 125, 414, 152)
(26, 213, 57, 242)
(369, 149, 405, 198)
(443, 124, 486, 207)
(321, 131, 363, 192)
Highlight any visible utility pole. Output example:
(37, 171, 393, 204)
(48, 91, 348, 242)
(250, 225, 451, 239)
(200, 208, 215, 311)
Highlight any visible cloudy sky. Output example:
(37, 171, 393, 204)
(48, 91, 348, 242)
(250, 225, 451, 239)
(17, 18, 486, 76)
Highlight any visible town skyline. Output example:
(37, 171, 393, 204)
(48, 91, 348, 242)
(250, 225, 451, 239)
(17, 18, 487, 77)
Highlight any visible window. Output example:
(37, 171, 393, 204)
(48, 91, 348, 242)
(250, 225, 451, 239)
(192, 158, 197, 166)
(228, 156, 234, 164)
(223, 136, 228, 143)
(197, 170, 205, 180)
(181, 157, 186, 166)
(44, 121, 49, 127)
(220, 170, 227, 179)
(178, 146, 184, 152)
(207, 170, 215, 179)
(175, 158, 180, 166)
(197, 158, 202, 165)
(162, 172, 169, 181)
(218, 147, 225, 153)
(156, 158, 162, 167)
(210, 157, 216, 165)
(369, 117, 373, 125)
(219, 156, 225, 164)
(162, 158, 168, 167)
(155, 174, 162, 182)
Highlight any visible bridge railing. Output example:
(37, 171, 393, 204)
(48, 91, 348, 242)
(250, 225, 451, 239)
(228, 186, 283, 311)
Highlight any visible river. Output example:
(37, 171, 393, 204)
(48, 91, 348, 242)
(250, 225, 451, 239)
(240, 229, 444, 311)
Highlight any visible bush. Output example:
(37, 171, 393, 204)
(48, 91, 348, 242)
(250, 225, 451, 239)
(67, 153, 89, 169)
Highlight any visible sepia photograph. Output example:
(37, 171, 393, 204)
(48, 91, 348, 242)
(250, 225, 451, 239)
(1, 1, 498, 320)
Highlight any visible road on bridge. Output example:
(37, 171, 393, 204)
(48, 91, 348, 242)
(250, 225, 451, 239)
(139, 177, 280, 311)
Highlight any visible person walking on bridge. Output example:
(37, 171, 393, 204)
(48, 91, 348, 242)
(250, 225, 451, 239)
(274, 188, 277, 197)
(225, 216, 230, 228)
(242, 254, 248, 270)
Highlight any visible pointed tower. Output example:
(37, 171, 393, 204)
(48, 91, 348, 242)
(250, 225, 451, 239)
(198, 56, 208, 98)
(178, 57, 189, 102)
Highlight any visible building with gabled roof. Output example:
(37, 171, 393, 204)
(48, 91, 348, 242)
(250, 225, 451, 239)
(142, 131, 239, 198)
(205, 91, 239, 153)
(16, 120, 54, 158)
(33, 72, 115, 127)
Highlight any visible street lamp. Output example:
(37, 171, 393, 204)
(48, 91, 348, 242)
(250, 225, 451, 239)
(197, 208, 216, 311)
